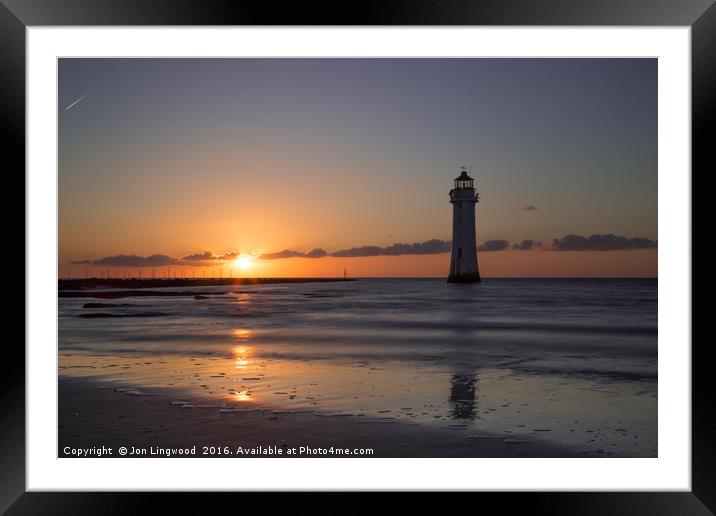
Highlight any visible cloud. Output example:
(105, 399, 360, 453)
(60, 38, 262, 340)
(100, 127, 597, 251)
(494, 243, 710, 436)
(330, 239, 453, 257)
(258, 239, 453, 260)
(382, 239, 452, 255)
(259, 249, 328, 260)
(380, 243, 413, 256)
(181, 251, 240, 263)
(71, 259, 92, 264)
(259, 249, 307, 260)
(521, 205, 539, 211)
(478, 240, 510, 252)
(306, 248, 328, 258)
(550, 234, 657, 251)
(217, 251, 240, 260)
(182, 251, 216, 261)
(331, 246, 384, 258)
(512, 239, 543, 251)
(92, 254, 178, 267)
(86, 251, 244, 267)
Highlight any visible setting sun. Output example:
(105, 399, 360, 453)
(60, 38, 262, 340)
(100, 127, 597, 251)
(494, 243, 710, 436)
(234, 255, 252, 269)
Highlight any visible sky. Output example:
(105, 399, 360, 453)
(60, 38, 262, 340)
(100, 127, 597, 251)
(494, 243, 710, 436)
(58, 58, 657, 278)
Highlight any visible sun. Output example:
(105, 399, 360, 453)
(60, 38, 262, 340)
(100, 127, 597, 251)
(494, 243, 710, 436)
(234, 255, 252, 270)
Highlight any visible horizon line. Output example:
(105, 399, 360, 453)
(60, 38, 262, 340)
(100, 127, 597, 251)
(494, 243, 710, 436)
(58, 276, 658, 280)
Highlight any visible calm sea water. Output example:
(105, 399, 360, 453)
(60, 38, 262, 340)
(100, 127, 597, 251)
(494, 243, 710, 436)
(58, 278, 658, 456)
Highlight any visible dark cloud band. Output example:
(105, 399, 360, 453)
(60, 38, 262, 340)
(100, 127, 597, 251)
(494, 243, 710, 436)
(182, 251, 239, 262)
(72, 233, 657, 266)
(551, 234, 657, 251)
(91, 254, 178, 267)
(478, 240, 510, 252)
(513, 239, 543, 251)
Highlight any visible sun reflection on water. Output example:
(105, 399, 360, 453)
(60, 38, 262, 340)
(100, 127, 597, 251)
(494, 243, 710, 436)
(233, 355, 251, 370)
(226, 330, 259, 398)
(232, 334, 253, 371)
(233, 328, 252, 340)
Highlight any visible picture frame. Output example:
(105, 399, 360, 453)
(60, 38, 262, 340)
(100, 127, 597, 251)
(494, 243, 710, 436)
(4, 0, 709, 511)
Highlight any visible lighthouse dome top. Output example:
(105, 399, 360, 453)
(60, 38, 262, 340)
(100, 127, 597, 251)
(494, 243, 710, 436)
(453, 168, 474, 189)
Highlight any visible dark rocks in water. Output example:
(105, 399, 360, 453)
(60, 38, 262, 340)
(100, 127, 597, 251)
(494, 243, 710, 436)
(194, 295, 209, 300)
(82, 302, 140, 309)
(79, 312, 169, 318)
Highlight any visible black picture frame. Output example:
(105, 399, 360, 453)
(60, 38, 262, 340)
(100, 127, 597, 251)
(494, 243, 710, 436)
(4, 0, 710, 512)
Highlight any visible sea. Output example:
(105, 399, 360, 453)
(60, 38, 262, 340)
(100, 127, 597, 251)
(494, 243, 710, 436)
(58, 278, 658, 456)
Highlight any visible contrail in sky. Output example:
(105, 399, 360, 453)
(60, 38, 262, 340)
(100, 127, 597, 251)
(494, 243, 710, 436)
(63, 59, 127, 112)
(64, 93, 88, 111)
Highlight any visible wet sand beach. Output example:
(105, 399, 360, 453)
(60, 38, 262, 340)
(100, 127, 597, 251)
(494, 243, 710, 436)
(59, 377, 582, 458)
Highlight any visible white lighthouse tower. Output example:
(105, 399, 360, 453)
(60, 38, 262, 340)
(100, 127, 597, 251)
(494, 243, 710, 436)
(448, 167, 481, 283)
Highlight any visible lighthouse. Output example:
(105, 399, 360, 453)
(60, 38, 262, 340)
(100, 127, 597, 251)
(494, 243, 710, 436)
(447, 167, 481, 283)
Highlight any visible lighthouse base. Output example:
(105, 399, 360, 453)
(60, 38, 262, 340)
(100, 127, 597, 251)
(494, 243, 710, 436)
(447, 272, 482, 283)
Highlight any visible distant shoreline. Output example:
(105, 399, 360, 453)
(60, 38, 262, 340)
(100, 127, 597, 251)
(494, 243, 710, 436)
(59, 277, 657, 291)
(59, 277, 357, 292)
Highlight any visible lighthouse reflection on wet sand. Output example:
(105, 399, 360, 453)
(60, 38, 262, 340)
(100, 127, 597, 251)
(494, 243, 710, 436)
(448, 167, 481, 283)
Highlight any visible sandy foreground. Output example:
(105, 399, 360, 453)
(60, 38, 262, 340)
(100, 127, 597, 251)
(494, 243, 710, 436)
(58, 376, 586, 458)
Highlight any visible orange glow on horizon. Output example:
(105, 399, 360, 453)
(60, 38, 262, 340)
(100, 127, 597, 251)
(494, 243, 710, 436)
(60, 250, 657, 279)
